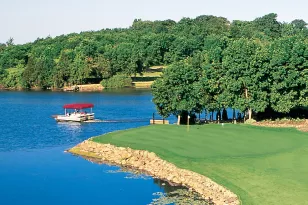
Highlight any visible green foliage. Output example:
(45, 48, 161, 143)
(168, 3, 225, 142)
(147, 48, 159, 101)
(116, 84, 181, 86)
(1, 66, 24, 88)
(131, 76, 159, 82)
(0, 13, 308, 120)
(252, 13, 281, 38)
(152, 17, 308, 120)
(100, 74, 132, 88)
(230, 20, 255, 39)
(200, 36, 228, 112)
(152, 59, 203, 119)
(291, 19, 307, 33)
(244, 118, 256, 124)
(268, 36, 308, 113)
(6, 37, 14, 47)
(222, 38, 270, 114)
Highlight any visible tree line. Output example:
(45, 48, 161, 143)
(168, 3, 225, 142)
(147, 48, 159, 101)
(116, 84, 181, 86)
(1, 13, 308, 120)
(151, 14, 308, 121)
(0, 13, 306, 90)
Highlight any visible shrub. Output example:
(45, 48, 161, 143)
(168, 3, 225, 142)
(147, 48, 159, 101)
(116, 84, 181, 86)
(244, 119, 257, 124)
(101, 74, 132, 88)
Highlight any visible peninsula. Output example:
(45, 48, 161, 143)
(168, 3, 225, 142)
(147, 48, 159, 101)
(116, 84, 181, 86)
(68, 124, 308, 205)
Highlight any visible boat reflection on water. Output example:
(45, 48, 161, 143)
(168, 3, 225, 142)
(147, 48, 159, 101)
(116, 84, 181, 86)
(57, 121, 82, 127)
(57, 121, 83, 136)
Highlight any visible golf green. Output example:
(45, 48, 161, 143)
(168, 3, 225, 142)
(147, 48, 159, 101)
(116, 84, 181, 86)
(92, 124, 308, 205)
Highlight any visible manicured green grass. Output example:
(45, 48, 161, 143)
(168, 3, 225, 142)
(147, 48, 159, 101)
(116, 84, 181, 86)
(132, 72, 162, 77)
(92, 124, 308, 205)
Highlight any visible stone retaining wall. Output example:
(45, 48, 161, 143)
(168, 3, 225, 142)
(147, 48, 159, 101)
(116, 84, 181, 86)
(68, 140, 240, 205)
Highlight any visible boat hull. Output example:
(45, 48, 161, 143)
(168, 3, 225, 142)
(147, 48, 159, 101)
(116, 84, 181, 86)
(55, 113, 95, 122)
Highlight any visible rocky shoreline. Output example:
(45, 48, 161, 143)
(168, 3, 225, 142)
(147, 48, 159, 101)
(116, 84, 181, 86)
(68, 140, 240, 205)
(0, 83, 151, 92)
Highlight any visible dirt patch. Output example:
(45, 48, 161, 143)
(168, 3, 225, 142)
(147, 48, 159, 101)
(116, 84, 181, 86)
(132, 81, 153, 88)
(63, 84, 104, 92)
(77, 84, 104, 92)
(253, 120, 308, 132)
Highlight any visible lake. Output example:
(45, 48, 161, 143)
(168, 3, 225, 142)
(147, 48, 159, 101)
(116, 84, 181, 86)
(0, 89, 181, 205)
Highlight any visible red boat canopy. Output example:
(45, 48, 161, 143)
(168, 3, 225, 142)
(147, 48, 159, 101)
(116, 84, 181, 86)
(63, 103, 94, 109)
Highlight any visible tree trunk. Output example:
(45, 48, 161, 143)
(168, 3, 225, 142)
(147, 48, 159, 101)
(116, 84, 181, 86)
(245, 88, 248, 98)
(245, 88, 252, 120)
(177, 115, 180, 125)
(233, 109, 236, 124)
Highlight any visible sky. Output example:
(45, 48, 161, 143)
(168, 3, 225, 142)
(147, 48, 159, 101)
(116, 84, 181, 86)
(1, 0, 307, 45)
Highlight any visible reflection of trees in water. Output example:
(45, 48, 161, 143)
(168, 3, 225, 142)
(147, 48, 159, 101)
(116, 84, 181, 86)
(153, 178, 183, 193)
(152, 178, 212, 205)
(150, 189, 211, 205)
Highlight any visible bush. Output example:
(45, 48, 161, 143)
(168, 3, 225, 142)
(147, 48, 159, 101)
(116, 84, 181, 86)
(244, 119, 256, 124)
(1, 67, 24, 89)
(100, 74, 132, 88)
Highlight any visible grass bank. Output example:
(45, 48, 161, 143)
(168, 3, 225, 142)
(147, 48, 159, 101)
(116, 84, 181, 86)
(92, 124, 308, 205)
(131, 66, 164, 88)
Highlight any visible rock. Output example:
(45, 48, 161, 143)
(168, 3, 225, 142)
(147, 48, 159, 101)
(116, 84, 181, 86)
(68, 140, 240, 205)
(148, 152, 156, 159)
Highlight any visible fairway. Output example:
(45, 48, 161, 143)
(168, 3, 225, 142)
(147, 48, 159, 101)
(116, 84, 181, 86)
(92, 124, 308, 205)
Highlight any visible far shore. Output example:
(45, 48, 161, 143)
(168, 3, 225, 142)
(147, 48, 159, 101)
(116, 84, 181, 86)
(0, 82, 154, 92)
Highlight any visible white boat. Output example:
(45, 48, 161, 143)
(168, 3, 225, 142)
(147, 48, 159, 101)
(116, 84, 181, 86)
(54, 103, 95, 122)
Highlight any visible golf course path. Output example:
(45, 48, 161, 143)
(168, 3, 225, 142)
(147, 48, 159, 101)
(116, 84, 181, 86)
(68, 140, 240, 205)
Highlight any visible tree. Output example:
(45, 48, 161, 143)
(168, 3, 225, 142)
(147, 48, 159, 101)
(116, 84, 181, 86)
(6, 37, 14, 47)
(152, 59, 203, 123)
(92, 54, 112, 79)
(222, 38, 269, 119)
(0, 43, 6, 52)
(22, 55, 37, 89)
(69, 52, 88, 85)
(53, 49, 74, 88)
(194, 15, 230, 36)
(165, 36, 201, 62)
(268, 36, 308, 113)
(201, 35, 229, 117)
(291, 19, 307, 30)
(230, 20, 255, 39)
(1, 66, 24, 88)
(253, 13, 281, 38)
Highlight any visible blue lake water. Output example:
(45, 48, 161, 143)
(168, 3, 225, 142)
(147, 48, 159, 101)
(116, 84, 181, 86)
(0, 89, 178, 205)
